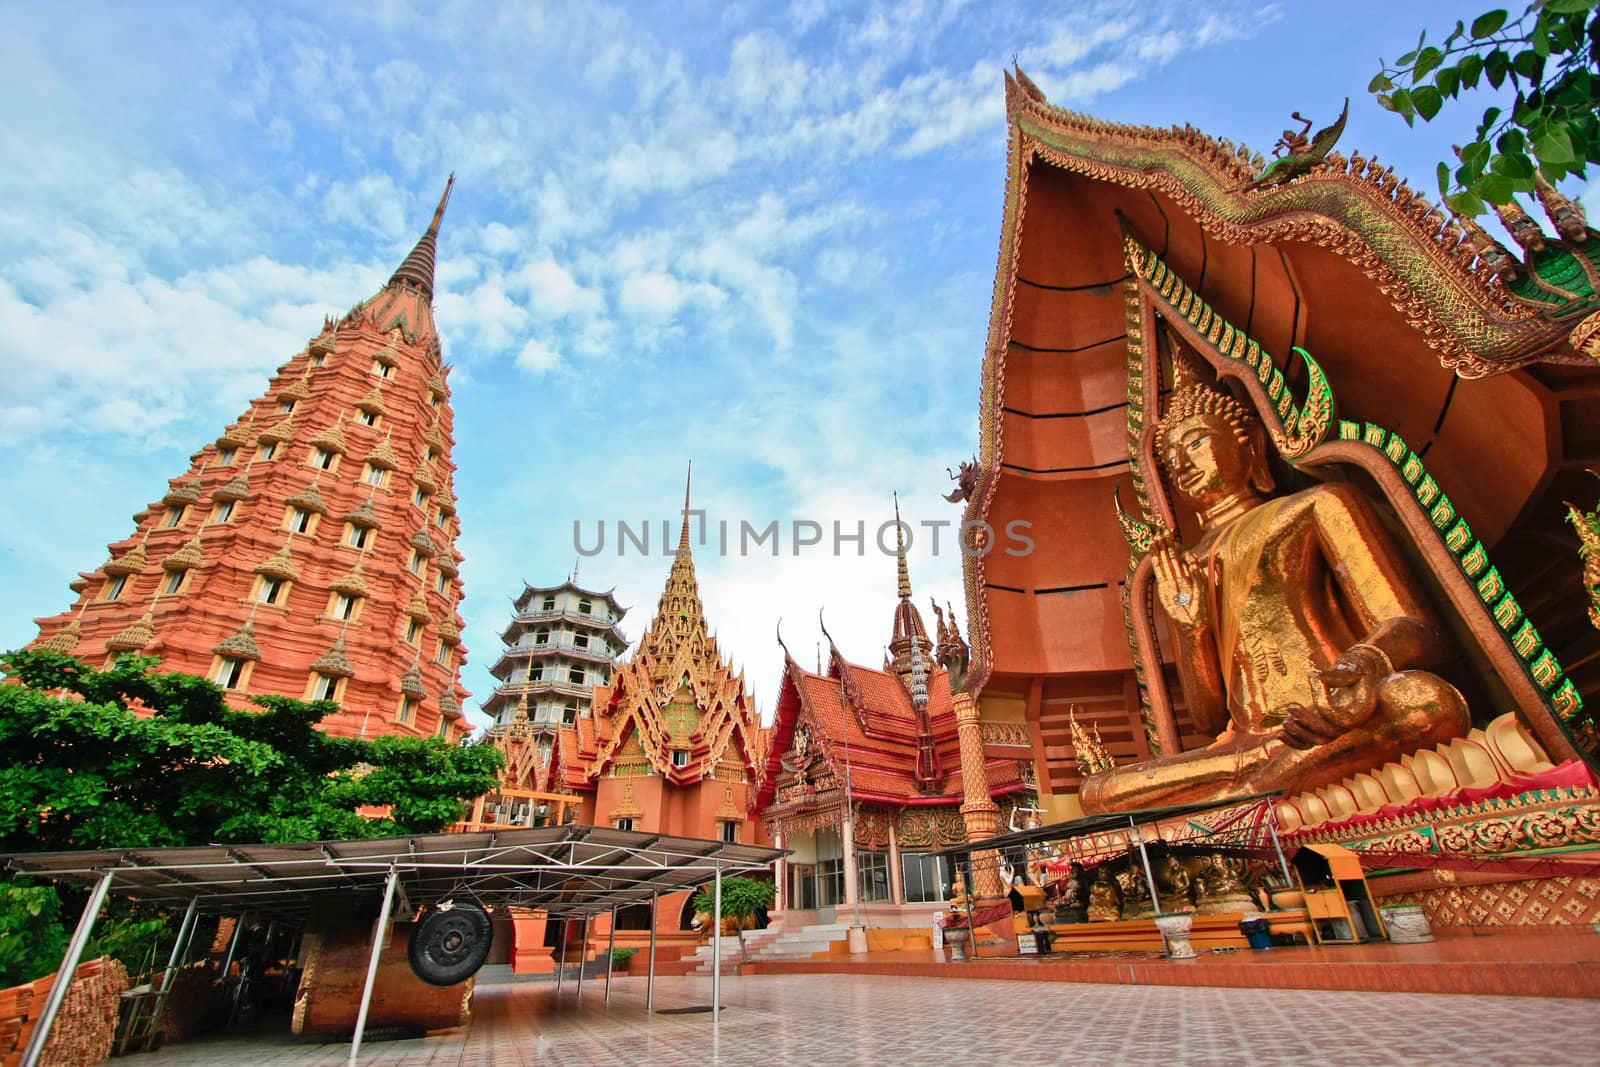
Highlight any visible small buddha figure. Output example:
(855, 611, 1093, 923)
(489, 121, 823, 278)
(1116, 863, 1153, 920)
(1194, 854, 1255, 913)
(1054, 863, 1088, 924)
(1081, 376, 1470, 812)
(949, 872, 971, 915)
(1154, 854, 1194, 914)
(1087, 866, 1122, 923)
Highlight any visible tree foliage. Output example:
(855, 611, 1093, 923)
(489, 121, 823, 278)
(0, 649, 503, 853)
(1370, 1, 1599, 214)
(691, 876, 775, 925)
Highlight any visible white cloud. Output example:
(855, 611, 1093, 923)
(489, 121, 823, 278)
(515, 337, 563, 374)
(619, 271, 689, 318)
(513, 258, 604, 319)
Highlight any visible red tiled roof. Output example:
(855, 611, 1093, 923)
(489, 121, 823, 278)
(756, 654, 1026, 809)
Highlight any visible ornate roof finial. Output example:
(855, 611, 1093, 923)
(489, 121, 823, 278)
(894, 491, 911, 600)
(678, 459, 693, 555)
(387, 174, 454, 303)
(1069, 706, 1115, 775)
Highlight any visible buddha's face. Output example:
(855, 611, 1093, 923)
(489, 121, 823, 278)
(1159, 413, 1256, 510)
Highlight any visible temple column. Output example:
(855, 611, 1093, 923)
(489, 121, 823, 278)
(887, 819, 904, 906)
(772, 826, 786, 916)
(952, 692, 1005, 898)
(841, 810, 868, 953)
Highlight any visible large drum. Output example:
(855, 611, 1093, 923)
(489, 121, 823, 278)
(292, 918, 474, 1036)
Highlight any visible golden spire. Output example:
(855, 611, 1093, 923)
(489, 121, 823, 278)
(1069, 706, 1115, 775)
(678, 460, 693, 555)
(894, 491, 911, 600)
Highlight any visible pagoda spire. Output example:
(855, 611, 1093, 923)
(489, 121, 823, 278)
(387, 174, 454, 303)
(678, 460, 693, 555)
(887, 493, 934, 691)
(894, 491, 912, 600)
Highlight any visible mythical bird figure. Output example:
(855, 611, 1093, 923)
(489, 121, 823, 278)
(1241, 98, 1348, 192)
(944, 456, 981, 503)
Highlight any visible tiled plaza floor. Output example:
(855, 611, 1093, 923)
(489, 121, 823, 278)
(140, 971, 1591, 1066)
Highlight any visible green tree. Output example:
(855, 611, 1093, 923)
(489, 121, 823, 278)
(0, 650, 504, 982)
(691, 877, 775, 960)
(1370, 1, 1599, 214)
(0, 649, 503, 852)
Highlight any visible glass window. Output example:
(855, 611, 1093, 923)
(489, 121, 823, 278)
(900, 852, 950, 904)
(409, 550, 424, 572)
(288, 508, 313, 534)
(721, 821, 739, 844)
(857, 851, 891, 903)
(568, 666, 585, 685)
(398, 697, 415, 725)
(312, 448, 336, 470)
(217, 448, 237, 467)
(346, 524, 370, 549)
(574, 632, 590, 649)
(615, 817, 635, 832)
(215, 657, 245, 689)
(334, 593, 358, 620)
(535, 628, 550, 644)
(312, 674, 339, 701)
(162, 571, 185, 596)
(258, 442, 278, 461)
(578, 598, 592, 614)
(165, 506, 186, 529)
(541, 596, 556, 611)
(358, 410, 380, 427)
(817, 858, 845, 907)
(790, 864, 818, 911)
(672, 749, 688, 769)
(278, 400, 296, 414)
(405, 619, 421, 643)
(258, 577, 285, 605)
(103, 575, 127, 601)
(211, 501, 235, 524)
(364, 465, 386, 486)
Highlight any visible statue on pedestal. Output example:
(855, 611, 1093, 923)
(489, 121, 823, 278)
(1194, 854, 1255, 913)
(1087, 866, 1122, 923)
(1082, 375, 1471, 812)
(1154, 854, 1195, 914)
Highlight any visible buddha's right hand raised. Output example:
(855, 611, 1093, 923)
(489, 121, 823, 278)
(1152, 533, 1208, 631)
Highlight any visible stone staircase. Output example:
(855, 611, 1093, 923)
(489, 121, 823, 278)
(742, 922, 853, 962)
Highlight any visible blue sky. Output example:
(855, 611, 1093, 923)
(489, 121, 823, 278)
(1, 1, 1593, 728)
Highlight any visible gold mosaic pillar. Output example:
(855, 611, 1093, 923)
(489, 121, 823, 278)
(953, 692, 1004, 898)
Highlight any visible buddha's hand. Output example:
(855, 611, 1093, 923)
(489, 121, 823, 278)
(1279, 647, 1384, 749)
(1152, 534, 1208, 631)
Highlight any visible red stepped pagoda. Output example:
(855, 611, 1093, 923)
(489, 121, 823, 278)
(30, 178, 472, 741)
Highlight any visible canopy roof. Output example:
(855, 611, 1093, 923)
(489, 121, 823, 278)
(1, 825, 784, 922)
(929, 795, 1278, 864)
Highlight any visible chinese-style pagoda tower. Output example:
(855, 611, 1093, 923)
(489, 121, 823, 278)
(555, 469, 768, 842)
(482, 577, 628, 791)
(30, 178, 472, 741)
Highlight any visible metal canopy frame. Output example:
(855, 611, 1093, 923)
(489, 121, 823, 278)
(5, 826, 783, 1066)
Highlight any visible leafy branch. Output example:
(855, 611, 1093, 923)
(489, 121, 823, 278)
(1370, 1, 1599, 214)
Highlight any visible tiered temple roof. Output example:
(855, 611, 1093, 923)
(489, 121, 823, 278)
(556, 472, 766, 794)
(29, 177, 473, 741)
(757, 514, 1028, 815)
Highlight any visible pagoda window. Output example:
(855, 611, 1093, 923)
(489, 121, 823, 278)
(435, 508, 448, 528)
(434, 572, 448, 594)
(162, 570, 187, 596)
(563, 702, 578, 727)
(309, 673, 342, 703)
(217, 448, 237, 467)
(372, 360, 395, 379)
(578, 598, 593, 614)
(436, 717, 450, 738)
(574, 632, 590, 650)
(210, 501, 236, 525)
(345, 524, 372, 549)
(568, 666, 586, 685)
(398, 697, 416, 725)
(435, 642, 449, 664)
(541, 596, 556, 611)
(286, 507, 316, 535)
(405, 618, 422, 644)
(330, 592, 360, 622)
(311, 448, 338, 471)
(526, 664, 543, 681)
(165, 505, 187, 529)
(412, 487, 427, 508)
(258, 442, 279, 462)
(857, 851, 890, 903)
(256, 576, 286, 605)
(363, 465, 387, 487)
(900, 853, 950, 904)
(358, 410, 380, 428)
(671, 749, 688, 769)
(534, 629, 550, 645)
(278, 400, 296, 414)
(102, 574, 128, 601)
(311, 352, 326, 367)
(614, 817, 635, 832)
(408, 549, 424, 573)
(214, 656, 247, 690)
(721, 821, 740, 844)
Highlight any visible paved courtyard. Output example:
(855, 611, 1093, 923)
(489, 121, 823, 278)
(141, 972, 1592, 1066)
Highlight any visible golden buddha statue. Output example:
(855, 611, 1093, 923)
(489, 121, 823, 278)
(1081, 376, 1470, 813)
(1087, 866, 1122, 923)
(1154, 854, 1194, 914)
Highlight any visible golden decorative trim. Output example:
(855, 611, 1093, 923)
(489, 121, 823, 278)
(161, 534, 205, 571)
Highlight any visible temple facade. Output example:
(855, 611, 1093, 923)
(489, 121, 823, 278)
(548, 474, 768, 844)
(953, 71, 1600, 929)
(30, 179, 472, 742)
(757, 512, 1031, 933)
